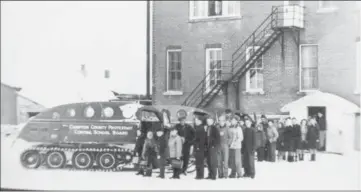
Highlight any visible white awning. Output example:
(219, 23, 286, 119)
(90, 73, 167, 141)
(281, 91, 360, 114)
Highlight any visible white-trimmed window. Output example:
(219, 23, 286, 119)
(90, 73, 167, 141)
(246, 46, 264, 92)
(166, 49, 182, 92)
(318, 1, 337, 12)
(189, 1, 241, 20)
(300, 44, 319, 91)
(205, 48, 222, 91)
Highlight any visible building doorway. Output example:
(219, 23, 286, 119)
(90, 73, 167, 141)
(308, 106, 327, 151)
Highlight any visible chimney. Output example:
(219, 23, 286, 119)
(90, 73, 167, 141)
(104, 69, 110, 79)
(80, 64, 87, 78)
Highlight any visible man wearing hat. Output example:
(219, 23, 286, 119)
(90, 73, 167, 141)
(175, 116, 195, 175)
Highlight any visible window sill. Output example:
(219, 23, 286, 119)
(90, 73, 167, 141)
(297, 89, 319, 95)
(242, 90, 265, 95)
(316, 7, 338, 14)
(189, 16, 242, 23)
(163, 91, 183, 96)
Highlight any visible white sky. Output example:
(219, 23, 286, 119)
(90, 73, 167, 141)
(1, 1, 147, 108)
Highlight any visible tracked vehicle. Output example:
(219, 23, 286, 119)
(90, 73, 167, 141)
(17, 101, 164, 172)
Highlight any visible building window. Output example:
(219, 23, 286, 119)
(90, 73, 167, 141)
(318, 1, 337, 11)
(166, 50, 182, 91)
(189, 1, 241, 20)
(246, 46, 264, 92)
(205, 48, 222, 91)
(300, 44, 319, 91)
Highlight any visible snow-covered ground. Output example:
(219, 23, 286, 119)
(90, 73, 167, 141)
(1, 134, 360, 190)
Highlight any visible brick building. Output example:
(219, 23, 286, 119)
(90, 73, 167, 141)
(152, 0, 359, 110)
(151, 1, 360, 153)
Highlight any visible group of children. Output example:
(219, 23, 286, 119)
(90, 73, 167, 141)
(133, 109, 323, 180)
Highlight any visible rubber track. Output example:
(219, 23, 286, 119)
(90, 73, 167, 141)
(21, 146, 136, 172)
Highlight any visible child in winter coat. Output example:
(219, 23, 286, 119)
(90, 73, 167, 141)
(168, 127, 183, 179)
(142, 131, 159, 177)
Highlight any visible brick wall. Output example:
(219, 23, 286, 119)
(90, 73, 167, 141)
(152, 1, 360, 112)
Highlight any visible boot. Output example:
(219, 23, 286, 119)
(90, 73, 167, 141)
(136, 170, 144, 175)
(311, 154, 316, 161)
(287, 155, 292, 162)
(282, 154, 286, 161)
(294, 154, 298, 162)
(290, 155, 294, 162)
(299, 154, 304, 161)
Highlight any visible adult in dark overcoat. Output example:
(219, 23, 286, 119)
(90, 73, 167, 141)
(205, 116, 220, 180)
(155, 127, 168, 179)
(283, 118, 294, 162)
(243, 118, 257, 179)
(175, 116, 195, 174)
(307, 118, 319, 161)
(142, 131, 159, 177)
(292, 118, 301, 161)
(193, 116, 207, 179)
(276, 121, 286, 161)
(134, 126, 147, 175)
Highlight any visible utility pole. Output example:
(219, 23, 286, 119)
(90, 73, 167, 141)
(146, 0, 151, 99)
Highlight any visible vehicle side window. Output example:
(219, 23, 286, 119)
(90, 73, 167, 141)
(141, 110, 160, 122)
(82, 103, 102, 120)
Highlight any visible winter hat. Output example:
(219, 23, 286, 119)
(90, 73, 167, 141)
(178, 116, 186, 121)
(231, 115, 240, 121)
(261, 114, 267, 119)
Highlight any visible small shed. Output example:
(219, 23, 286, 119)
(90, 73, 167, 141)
(281, 91, 360, 155)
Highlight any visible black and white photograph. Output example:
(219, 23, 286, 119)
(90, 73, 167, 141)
(1, 0, 360, 190)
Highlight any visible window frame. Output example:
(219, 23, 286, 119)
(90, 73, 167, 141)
(205, 48, 223, 93)
(189, 1, 241, 21)
(245, 46, 264, 93)
(299, 44, 320, 92)
(317, 1, 338, 13)
(166, 49, 182, 92)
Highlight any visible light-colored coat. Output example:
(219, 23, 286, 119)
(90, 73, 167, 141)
(266, 125, 279, 143)
(168, 134, 182, 158)
(228, 126, 244, 149)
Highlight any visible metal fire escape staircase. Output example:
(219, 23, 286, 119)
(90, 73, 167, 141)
(182, 5, 304, 108)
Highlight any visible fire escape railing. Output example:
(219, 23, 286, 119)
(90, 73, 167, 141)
(182, 5, 304, 107)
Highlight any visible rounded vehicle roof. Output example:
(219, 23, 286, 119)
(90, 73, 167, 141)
(32, 101, 163, 122)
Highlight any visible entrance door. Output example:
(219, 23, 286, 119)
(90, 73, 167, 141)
(283, 1, 304, 28)
(308, 106, 344, 154)
(205, 48, 222, 92)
